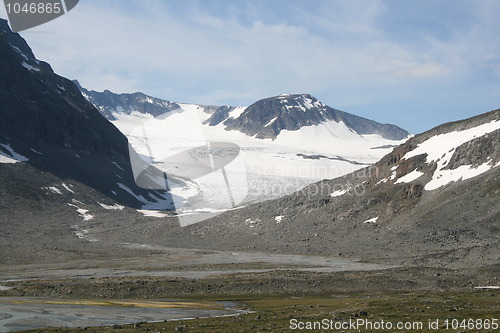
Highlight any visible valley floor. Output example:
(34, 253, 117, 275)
(11, 291, 495, 333)
(0, 247, 498, 332)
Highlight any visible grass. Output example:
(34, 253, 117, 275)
(16, 290, 499, 332)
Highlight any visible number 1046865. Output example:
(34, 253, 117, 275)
(6, 2, 62, 14)
(443, 318, 498, 330)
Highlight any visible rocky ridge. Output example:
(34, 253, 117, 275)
(77, 88, 410, 141)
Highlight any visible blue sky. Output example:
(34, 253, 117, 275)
(2, 0, 499, 133)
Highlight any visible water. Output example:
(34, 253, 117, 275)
(0, 298, 244, 332)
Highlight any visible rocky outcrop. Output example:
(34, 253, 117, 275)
(224, 94, 410, 140)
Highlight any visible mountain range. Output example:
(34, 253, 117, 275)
(1, 18, 499, 270)
(77, 83, 409, 141)
(75, 80, 410, 210)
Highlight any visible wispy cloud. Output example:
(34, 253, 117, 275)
(1, 0, 499, 132)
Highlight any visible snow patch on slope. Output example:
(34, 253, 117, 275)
(61, 183, 74, 193)
(403, 119, 500, 190)
(10, 44, 29, 60)
(0, 144, 29, 164)
(48, 186, 62, 195)
(137, 209, 168, 218)
(98, 202, 125, 210)
(404, 120, 500, 162)
(364, 217, 379, 224)
(67, 202, 94, 221)
(265, 117, 278, 127)
(395, 170, 424, 184)
(331, 189, 348, 197)
(228, 106, 247, 119)
(21, 61, 40, 72)
(425, 161, 498, 191)
(111, 161, 124, 171)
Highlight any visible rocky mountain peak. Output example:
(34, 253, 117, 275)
(222, 93, 334, 139)
(225, 93, 410, 140)
(275, 93, 325, 108)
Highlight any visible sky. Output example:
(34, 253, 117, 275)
(1, 0, 499, 133)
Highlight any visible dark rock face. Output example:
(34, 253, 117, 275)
(203, 105, 238, 127)
(335, 110, 410, 141)
(225, 94, 333, 139)
(225, 94, 410, 140)
(0, 19, 171, 208)
(445, 129, 500, 169)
